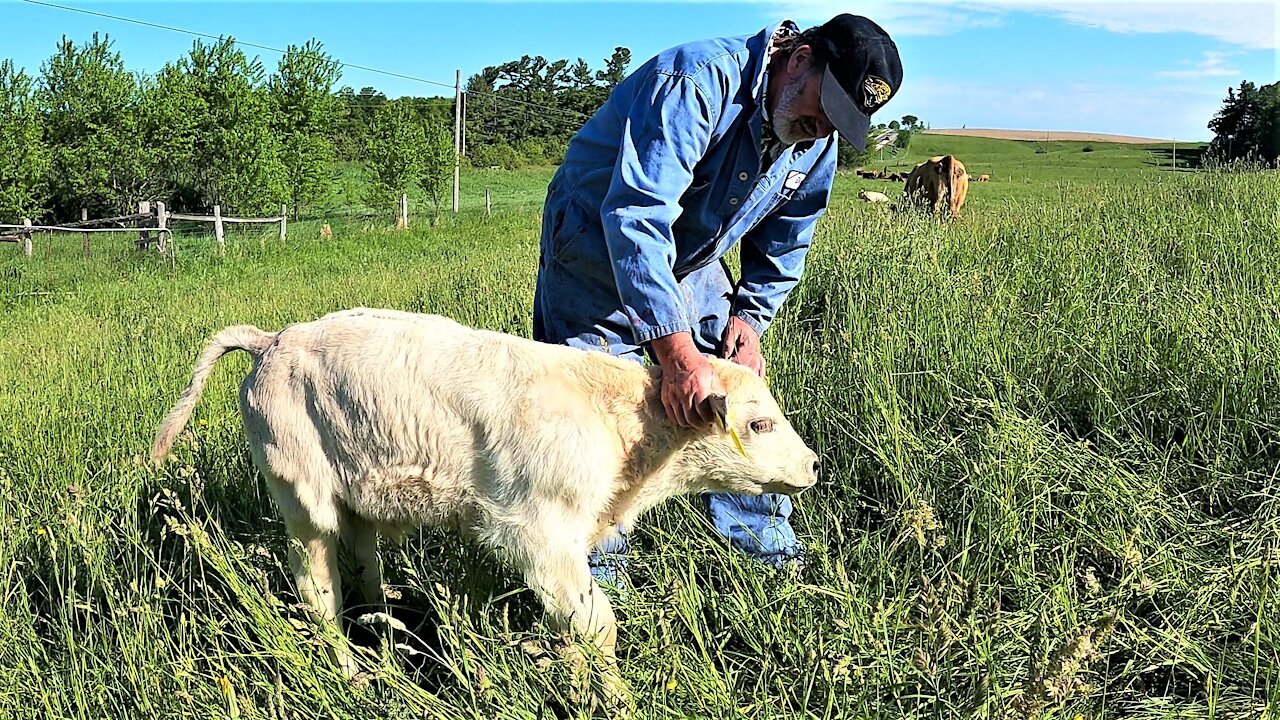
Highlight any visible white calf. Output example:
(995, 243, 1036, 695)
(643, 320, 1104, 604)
(151, 308, 819, 701)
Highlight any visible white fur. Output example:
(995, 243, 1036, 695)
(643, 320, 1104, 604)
(152, 308, 819, 699)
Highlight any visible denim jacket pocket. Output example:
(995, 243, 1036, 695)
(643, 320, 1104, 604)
(549, 197, 592, 265)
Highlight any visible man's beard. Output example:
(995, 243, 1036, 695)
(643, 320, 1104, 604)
(772, 69, 821, 146)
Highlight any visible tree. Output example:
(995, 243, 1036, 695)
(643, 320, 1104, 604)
(888, 119, 900, 130)
(0, 60, 49, 222)
(1208, 80, 1280, 165)
(458, 47, 630, 164)
(271, 39, 342, 219)
(900, 114, 919, 131)
(364, 99, 425, 221)
(39, 33, 153, 218)
(149, 38, 285, 214)
(417, 119, 453, 220)
(333, 86, 388, 161)
(563, 58, 604, 118)
(596, 47, 631, 89)
(494, 55, 572, 142)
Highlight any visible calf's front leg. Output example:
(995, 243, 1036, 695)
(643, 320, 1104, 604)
(521, 543, 629, 713)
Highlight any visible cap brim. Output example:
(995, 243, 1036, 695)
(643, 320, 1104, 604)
(821, 66, 872, 151)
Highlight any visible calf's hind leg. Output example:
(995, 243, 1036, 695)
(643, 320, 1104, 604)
(265, 476, 360, 678)
(340, 512, 384, 611)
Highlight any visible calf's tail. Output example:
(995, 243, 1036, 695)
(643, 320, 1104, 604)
(151, 325, 276, 463)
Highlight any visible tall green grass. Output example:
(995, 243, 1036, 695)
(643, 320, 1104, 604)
(2, 141, 1278, 719)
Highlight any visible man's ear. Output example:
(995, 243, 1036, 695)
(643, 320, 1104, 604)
(708, 393, 730, 432)
(788, 45, 813, 74)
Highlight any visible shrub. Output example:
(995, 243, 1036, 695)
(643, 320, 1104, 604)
(469, 139, 522, 171)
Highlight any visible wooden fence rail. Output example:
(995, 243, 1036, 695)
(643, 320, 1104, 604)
(166, 203, 287, 253)
(0, 224, 166, 235)
(4, 202, 287, 257)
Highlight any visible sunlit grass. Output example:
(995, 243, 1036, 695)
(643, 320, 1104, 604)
(2, 144, 1279, 718)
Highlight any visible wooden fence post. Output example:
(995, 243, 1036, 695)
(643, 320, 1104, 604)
(214, 204, 225, 254)
(21, 218, 32, 257)
(81, 208, 90, 257)
(279, 204, 287, 244)
(485, 188, 491, 217)
(156, 201, 167, 254)
(137, 201, 152, 250)
(397, 193, 408, 229)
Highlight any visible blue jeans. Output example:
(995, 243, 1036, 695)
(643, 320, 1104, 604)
(533, 253, 801, 578)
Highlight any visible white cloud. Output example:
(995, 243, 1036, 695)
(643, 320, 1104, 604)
(1040, 2, 1277, 50)
(1157, 51, 1241, 79)
(776, 0, 1278, 50)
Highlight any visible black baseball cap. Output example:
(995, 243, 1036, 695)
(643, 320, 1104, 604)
(813, 14, 903, 151)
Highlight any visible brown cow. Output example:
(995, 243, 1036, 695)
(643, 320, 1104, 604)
(903, 155, 970, 218)
(977, 174, 990, 182)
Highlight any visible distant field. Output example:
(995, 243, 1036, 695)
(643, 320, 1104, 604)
(925, 128, 1181, 144)
(843, 133, 1203, 200)
(3, 137, 1279, 719)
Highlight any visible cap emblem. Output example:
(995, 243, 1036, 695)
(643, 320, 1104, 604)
(863, 76, 892, 109)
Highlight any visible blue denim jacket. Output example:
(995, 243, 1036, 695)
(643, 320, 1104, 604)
(540, 21, 838, 348)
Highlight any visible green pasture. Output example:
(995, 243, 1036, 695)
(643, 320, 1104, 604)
(3, 138, 1280, 720)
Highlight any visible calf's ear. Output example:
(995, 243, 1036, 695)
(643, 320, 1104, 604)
(708, 393, 730, 432)
(708, 393, 750, 458)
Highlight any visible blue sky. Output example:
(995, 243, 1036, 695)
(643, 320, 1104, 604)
(3, 1, 1276, 141)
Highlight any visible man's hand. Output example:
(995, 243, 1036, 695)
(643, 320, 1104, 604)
(721, 316, 765, 377)
(650, 332, 719, 427)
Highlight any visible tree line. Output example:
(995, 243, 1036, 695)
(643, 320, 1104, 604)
(1, 34, 350, 223)
(0, 32, 928, 226)
(0, 34, 633, 224)
(1208, 80, 1279, 167)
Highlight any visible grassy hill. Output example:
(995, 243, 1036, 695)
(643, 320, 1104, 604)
(1, 137, 1278, 719)
(838, 133, 1204, 206)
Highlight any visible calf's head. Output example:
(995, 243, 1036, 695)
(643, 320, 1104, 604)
(680, 360, 820, 496)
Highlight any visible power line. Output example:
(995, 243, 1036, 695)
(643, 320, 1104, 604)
(342, 92, 591, 124)
(19, 0, 455, 91)
(464, 89, 592, 121)
(19, 0, 596, 123)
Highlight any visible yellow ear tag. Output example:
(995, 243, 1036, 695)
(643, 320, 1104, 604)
(728, 426, 748, 458)
(722, 409, 748, 458)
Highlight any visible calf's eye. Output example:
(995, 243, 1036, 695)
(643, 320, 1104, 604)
(749, 418, 775, 434)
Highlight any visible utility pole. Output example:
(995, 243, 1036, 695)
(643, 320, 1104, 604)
(453, 69, 461, 213)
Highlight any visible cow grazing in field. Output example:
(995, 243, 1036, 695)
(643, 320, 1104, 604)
(977, 174, 990, 182)
(904, 155, 970, 218)
(858, 190, 891, 204)
(151, 308, 820, 708)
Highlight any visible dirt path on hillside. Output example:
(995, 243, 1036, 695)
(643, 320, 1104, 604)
(924, 128, 1175, 144)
